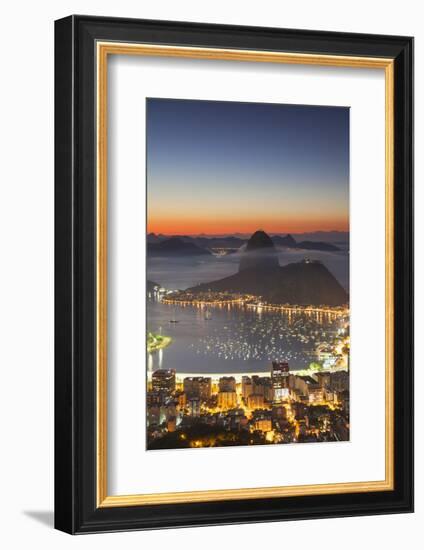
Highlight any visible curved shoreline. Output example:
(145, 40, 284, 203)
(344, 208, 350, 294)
(161, 297, 347, 317)
(147, 366, 348, 383)
(147, 335, 172, 354)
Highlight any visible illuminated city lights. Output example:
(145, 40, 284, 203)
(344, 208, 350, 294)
(147, 332, 350, 449)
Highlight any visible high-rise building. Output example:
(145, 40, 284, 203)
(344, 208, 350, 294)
(295, 375, 317, 399)
(294, 375, 309, 396)
(271, 361, 290, 403)
(152, 369, 176, 395)
(242, 376, 253, 401)
(330, 371, 349, 392)
(183, 376, 212, 401)
(177, 391, 187, 409)
(315, 371, 331, 388)
(217, 391, 237, 410)
(247, 393, 265, 410)
(249, 376, 273, 401)
(146, 390, 161, 407)
(251, 376, 265, 396)
(187, 397, 201, 417)
(262, 378, 273, 402)
(218, 376, 236, 393)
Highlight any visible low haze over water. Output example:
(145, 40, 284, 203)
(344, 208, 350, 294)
(147, 247, 349, 292)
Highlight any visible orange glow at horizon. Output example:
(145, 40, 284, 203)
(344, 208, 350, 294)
(147, 216, 349, 235)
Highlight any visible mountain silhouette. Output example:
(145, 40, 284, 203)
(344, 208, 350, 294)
(295, 240, 340, 252)
(239, 230, 279, 272)
(272, 233, 340, 251)
(146, 232, 341, 252)
(272, 234, 297, 247)
(188, 230, 347, 306)
(147, 237, 211, 256)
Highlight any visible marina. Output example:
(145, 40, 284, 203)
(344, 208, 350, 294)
(147, 296, 346, 374)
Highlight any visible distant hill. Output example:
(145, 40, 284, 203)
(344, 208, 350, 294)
(272, 234, 340, 252)
(147, 233, 161, 244)
(147, 237, 212, 256)
(293, 231, 348, 243)
(146, 232, 342, 253)
(194, 236, 245, 249)
(295, 240, 340, 252)
(272, 234, 297, 247)
(187, 230, 347, 306)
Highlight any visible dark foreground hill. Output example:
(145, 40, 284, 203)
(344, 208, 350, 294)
(189, 260, 347, 306)
(187, 230, 347, 306)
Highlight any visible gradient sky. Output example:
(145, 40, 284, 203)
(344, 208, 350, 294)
(146, 98, 349, 235)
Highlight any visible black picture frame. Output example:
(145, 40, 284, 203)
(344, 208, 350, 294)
(55, 15, 414, 534)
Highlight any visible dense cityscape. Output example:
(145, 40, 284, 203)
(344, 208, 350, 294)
(146, 314, 350, 449)
(145, 235, 350, 450)
(146, 98, 350, 451)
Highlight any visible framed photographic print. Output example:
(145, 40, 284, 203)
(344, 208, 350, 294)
(54, 15, 414, 533)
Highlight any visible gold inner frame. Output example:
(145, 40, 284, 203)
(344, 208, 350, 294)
(96, 42, 395, 508)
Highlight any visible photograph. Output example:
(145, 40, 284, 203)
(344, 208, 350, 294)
(146, 98, 350, 450)
(50, 11, 413, 536)
(0, 0, 418, 542)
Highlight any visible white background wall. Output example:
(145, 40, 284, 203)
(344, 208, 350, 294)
(0, 1, 420, 548)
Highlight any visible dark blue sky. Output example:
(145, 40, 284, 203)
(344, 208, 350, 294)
(146, 98, 349, 235)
